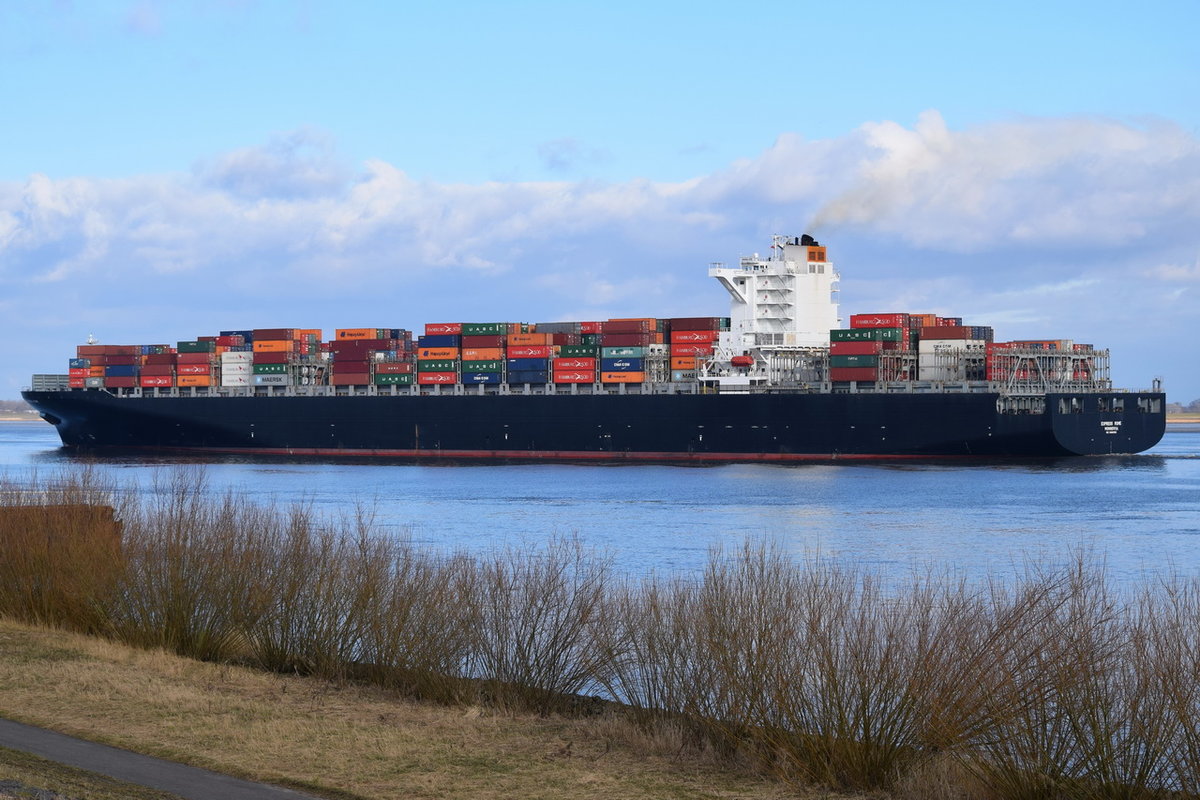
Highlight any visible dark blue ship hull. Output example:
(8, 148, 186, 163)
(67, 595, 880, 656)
(21, 389, 1166, 460)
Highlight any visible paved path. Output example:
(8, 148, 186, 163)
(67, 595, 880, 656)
(0, 717, 321, 800)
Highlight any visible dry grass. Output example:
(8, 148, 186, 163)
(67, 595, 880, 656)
(0, 745, 185, 800)
(0, 618, 816, 800)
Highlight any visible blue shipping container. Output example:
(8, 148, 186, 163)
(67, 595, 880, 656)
(507, 370, 549, 384)
(417, 334, 461, 348)
(68, 358, 90, 369)
(601, 357, 643, 372)
(103, 365, 138, 377)
(220, 330, 255, 342)
(461, 371, 503, 384)
(506, 358, 549, 372)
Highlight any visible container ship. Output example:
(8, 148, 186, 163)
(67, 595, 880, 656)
(22, 236, 1166, 460)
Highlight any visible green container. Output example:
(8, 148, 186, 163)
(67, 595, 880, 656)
(461, 360, 503, 372)
(602, 346, 646, 358)
(253, 363, 288, 374)
(580, 333, 601, 346)
(177, 340, 216, 353)
(830, 328, 902, 343)
(417, 359, 458, 372)
(830, 355, 880, 368)
(461, 322, 508, 336)
(558, 345, 599, 357)
(374, 373, 414, 385)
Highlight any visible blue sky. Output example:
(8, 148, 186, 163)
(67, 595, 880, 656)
(2, 0, 1198, 400)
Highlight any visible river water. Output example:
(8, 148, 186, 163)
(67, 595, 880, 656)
(2, 419, 1198, 582)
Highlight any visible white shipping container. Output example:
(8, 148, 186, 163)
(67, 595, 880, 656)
(917, 339, 987, 354)
(221, 375, 251, 386)
(221, 351, 253, 363)
(220, 363, 252, 374)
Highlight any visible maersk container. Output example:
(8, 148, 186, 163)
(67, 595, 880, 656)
(830, 355, 879, 368)
(461, 360, 503, 372)
(461, 371, 503, 385)
(601, 357, 643, 372)
(461, 322, 508, 336)
(507, 369, 549, 384)
(506, 357, 549, 372)
(254, 374, 291, 386)
(373, 373, 414, 385)
(601, 346, 646, 358)
(253, 363, 288, 374)
(672, 370, 698, 382)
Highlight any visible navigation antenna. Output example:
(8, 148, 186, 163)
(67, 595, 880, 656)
(86, 333, 97, 344)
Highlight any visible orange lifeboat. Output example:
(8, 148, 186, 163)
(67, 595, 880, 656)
(731, 355, 754, 368)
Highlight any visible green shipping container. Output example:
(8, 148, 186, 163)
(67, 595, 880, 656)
(558, 345, 599, 357)
(829, 328, 903, 343)
(580, 334, 601, 346)
(601, 346, 646, 358)
(253, 363, 288, 374)
(830, 355, 880, 368)
(417, 359, 458, 372)
(177, 340, 216, 353)
(374, 373, 414, 385)
(461, 360, 503, 372)
(461, 322, 508, 336)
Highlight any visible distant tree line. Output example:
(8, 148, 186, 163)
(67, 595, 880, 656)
(0, 400, 35, 415)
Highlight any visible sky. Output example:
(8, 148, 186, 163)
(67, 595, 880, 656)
(1, 0, 1198, 401)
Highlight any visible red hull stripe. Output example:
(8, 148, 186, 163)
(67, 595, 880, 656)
(105, 445, 978, 462)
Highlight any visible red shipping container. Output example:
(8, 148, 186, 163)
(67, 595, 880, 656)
(425, 323, 462, 335)
(104, 376, 137, 388)
(830, 367, 879, 381)
(68, 377, 86, 388)
(461, 335, 505, 348)
(104, 355, 137, 366)
(668, 317, 722, 331)
(144, 353, 177, 365)
(374, 362, 414, 374)
(550, 333, 580, 346)
(253, 328, 294, 340)
(330, 373, 371, 385)
(851, 313, 910, 328)
(68, 368, 90, 377)
(669, 330, 720, 344)
(602, 320, 651, 334)
(141, 364, 175, 376)
(253, 352, 290, 364)
(670, 343, 715, 356)
(829, 341, 885, 355)
(919, 326, 972, 340)
(176, 353, 212, 364)
(553, 371, 594, 383)
(507, 345, 554, 358)
(335, 360, 371, 372)
(552, 357, 596, 370)
(579, 321, 602, 334)
(417, 372, 457, 385)
(601, 333, 650, 346)
(140, 375, 174, 388)
(215, 335, 245, 347)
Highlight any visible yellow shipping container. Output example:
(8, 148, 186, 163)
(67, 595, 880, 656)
(601, 371, 646, 384)
(177, 375, 212, 387)
(418, 347, 459, 360)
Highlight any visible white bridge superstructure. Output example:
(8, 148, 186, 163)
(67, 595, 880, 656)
(708, 233, 840, 352)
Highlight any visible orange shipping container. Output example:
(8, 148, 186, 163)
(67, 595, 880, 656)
(601, 371, 646, 384)
(461, 347, 503, 361)
(253, 339, 293, 353)
(671, 356, 697, 370)
(336, 328, 376, 340)
(88, 367, 105, 377)
(177, 375, 212, 387)
(508, 333, 551, 346)
(417, 347, 459, 360)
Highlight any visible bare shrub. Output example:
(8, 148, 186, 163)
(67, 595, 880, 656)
(462, 535, 614, 712)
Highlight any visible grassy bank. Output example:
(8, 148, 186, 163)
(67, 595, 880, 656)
(1, 469, 1197, 798)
